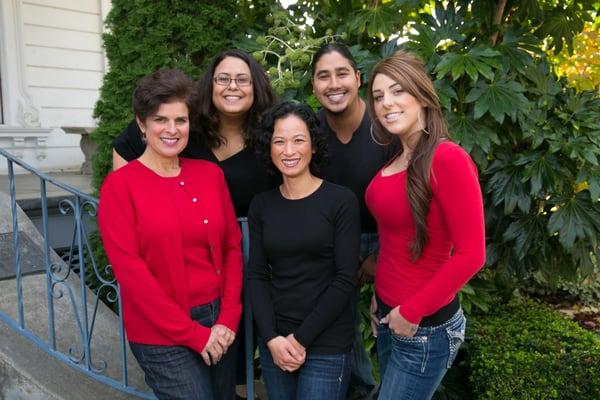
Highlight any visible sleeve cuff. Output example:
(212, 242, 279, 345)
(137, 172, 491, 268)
(215, 308, 242, 334)
(399, 306, 422, 325)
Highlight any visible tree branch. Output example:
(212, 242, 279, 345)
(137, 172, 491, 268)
(490, 0, 507, 46)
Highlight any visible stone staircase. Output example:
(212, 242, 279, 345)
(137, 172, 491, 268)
(0, 190, 150, 399)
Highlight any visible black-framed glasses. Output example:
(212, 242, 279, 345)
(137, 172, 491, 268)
(213, 74, 252, 87)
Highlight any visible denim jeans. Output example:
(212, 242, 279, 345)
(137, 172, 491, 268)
(129, 298, 237, 400)
(348, 233, 378, 396)
(259, 341, 351, 400)
(375, 306, 466, 400)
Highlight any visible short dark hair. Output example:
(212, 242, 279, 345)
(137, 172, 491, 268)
(311, 42, 358, 77)
(196, 49, 276, 148)
(132, 68, 196, 120)
(253, 101, 328, 176)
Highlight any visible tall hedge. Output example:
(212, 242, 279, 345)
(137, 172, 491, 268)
(91, 0, 239, 190)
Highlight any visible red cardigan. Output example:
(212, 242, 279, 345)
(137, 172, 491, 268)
(366, 141, 486, 324)
(98, 158, 242, 354)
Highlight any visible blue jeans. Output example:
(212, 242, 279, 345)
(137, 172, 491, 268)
(348, 233, 378, 395)
(129, 298, 237, 400)
(259, 341, 351, 400)
(376, 307, 466, 400)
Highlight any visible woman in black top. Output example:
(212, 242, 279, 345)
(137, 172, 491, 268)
(248, 102, 360, 400)
(112, 49, 276, 217)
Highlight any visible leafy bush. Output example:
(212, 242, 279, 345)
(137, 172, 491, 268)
(467, 298, 600, 400)
(240, 0, 600, 302)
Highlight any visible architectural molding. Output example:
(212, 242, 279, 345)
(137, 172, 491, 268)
(0, 126, 52, 160)
(0, 0, 41, 128)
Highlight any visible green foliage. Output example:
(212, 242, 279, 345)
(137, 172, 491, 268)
(91, 0, 239, 191)
(467, 298, 600, 399)
(240, 0, 600, 297)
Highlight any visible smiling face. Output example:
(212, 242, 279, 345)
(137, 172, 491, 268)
(212, 56, 254, 118)
(312, 51, 361, 114)
(371, 73, 424, 140)
(137, 101, 189, 161)
(270, 114, 313, 180)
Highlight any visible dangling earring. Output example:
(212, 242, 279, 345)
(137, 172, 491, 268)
(370, 123, 393, 146)
(141, 131, 147, 144)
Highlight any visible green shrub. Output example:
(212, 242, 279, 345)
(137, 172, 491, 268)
(91, 0, 239, 191)
(468, 298, 600, 400)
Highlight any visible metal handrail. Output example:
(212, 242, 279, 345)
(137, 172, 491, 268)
(0, 147, 255, 398)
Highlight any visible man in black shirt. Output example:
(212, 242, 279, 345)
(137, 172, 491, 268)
(311, 43, 396, 400)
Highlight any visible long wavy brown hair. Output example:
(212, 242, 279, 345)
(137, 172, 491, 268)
(367, 50, 450, 260)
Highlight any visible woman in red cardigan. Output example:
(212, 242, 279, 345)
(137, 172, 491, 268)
(98, 69, 242, 400)
(365, 51, 486, 399)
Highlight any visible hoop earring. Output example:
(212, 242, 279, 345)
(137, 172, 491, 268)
(370, 123, 392, 146)
(418, 112, 430, 136)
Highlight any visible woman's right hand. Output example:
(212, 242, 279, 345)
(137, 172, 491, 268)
(266, 336, 306, 372)
(370, 293, 379, 338)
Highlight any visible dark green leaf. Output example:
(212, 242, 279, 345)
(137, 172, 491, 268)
(548, 193, 600, 248)
(466, 80, 530, 123)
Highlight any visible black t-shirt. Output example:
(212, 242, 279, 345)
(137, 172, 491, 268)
(112, 121, 273, 217)
(248, 181, 359, 354)
(318, 110, 398, 234)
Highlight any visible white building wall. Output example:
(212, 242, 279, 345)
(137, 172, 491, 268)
(0, 0, 108, 174)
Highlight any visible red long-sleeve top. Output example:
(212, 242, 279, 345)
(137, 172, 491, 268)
(98, 158, 242, 354)
(365, 141, 485, 324)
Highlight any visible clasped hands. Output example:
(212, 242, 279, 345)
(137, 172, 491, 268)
(370, 294, 419, 338)
(267, 334, 306, 372)
(200, 324, 235, 366)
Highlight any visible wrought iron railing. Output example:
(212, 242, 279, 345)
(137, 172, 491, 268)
(0, 147, 255, 399)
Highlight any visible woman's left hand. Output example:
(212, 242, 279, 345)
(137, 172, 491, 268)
(380, 306, 419, 337)
(286, 334, 306, 354)
(212, 324, 236, 349)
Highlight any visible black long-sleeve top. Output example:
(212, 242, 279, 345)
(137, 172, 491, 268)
(247, 181, 360, 354)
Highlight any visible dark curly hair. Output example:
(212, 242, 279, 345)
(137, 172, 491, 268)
(195, 49, 276, 148)
(253, 101, 328, 177)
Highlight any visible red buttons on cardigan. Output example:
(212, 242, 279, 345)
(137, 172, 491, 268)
(216, 269, 221, 274)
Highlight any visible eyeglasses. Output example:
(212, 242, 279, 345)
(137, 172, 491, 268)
(213, 74, 252, 87)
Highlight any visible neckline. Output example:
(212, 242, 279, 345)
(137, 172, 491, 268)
(277, 179, 325, 201)
(321, 109, 368, 146)
(379, 168, 407, 178)
(133, 158, 184, 179)
(210, 146, 247, 163)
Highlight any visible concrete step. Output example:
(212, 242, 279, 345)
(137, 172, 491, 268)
(0, 191, 149, 399)
(0, 319, 146, 400)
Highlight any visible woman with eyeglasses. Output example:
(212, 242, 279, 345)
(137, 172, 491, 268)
(111, 49, 277, 399)
(113, 49, 277, 218)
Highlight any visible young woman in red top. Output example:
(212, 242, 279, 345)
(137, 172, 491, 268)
(98, 69, 242, 400)
(365, 51, 486, 399)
